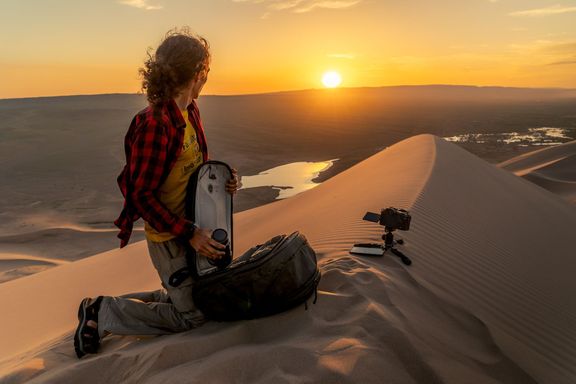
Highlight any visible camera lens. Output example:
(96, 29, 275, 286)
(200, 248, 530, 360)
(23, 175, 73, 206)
(212, 228, 228, 244)
(211, 228, 232, 269)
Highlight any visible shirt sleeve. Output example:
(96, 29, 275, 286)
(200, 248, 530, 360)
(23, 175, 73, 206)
(128, 118, 196, 239)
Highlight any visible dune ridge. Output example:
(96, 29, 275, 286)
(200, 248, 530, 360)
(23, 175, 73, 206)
(0, 134, 574, 383)
(0, 227, 146, 284)
(407, 137, 576, 383)
(0, 254, 68, 284)
(498, 140, 576, 204)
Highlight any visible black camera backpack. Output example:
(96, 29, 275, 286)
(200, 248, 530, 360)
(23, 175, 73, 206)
(169, 160, 321, 321)
(193, 231, 321, 321)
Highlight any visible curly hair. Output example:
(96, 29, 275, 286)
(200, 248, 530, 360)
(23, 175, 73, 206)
(139, 27, 211, 107)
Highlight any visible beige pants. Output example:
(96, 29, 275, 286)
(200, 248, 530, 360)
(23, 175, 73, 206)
(97, 238, 205, 338)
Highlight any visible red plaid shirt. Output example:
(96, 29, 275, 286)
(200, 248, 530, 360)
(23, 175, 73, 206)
(114, 99, 209, 248)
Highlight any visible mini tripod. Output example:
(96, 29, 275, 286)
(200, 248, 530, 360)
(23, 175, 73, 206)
(350, 226, 412, 266)
(381, 227, 411, 265)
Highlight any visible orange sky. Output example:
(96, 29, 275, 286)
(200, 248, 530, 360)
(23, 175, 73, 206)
(1, 0, 575, 98)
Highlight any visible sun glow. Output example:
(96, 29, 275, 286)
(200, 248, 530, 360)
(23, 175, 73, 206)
(322, 71, 342, 88)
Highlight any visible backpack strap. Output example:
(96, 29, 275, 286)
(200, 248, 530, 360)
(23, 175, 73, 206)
(168, 239, 200, 287)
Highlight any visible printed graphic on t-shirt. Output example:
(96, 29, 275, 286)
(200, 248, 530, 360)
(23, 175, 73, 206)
(181, 131, 202, 176)
(182, 133, 198, 153)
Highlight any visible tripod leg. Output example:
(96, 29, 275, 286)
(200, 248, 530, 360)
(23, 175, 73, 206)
(390, 248, 412, 266)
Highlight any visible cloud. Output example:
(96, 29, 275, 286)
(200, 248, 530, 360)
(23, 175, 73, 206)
(294, 0, 361, 13)
(510, 4, 576, 17)
(545, 42, 576, 54)
(233, 0, 361, 15)
(507, 40, 576, 66)
(548, 59, 576, 65)
(119, 0, 163, 10)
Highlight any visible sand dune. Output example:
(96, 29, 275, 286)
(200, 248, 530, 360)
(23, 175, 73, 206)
(1, 134, 575, 383)
(0, 227, 139, 259)
(0, 254, 68, 284)
(0, 227, 146, 284)
(498, 140, 576, 204)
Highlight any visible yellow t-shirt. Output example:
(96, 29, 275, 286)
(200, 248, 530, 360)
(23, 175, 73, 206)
(145, 109, 204, 242)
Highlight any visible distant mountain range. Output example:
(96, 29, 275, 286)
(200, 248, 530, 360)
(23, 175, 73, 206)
(2, 84, 576, 102)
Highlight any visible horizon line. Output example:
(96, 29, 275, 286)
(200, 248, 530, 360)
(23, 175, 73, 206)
(2, 83, 576, 102)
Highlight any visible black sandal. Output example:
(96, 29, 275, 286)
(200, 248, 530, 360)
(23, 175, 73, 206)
(74, 296, 103, 358)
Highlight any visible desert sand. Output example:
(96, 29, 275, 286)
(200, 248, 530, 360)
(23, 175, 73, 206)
(498, 140, 576, 204)
(0, 134, 575, 383)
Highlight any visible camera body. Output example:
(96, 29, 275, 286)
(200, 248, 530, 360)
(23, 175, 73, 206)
(363, 207, 411, 231)
(379, 207, 411, 231)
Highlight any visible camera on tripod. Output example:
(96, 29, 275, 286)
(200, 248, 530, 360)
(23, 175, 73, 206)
(363, 207, 411, 231)
(350, 206, 412, 266)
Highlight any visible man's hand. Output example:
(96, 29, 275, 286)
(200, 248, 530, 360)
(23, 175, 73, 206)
(226, 168, 241, 195)
(189, 228, 226, 260)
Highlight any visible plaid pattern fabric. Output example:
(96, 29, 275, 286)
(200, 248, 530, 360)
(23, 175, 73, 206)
(114, 99, 209, 248)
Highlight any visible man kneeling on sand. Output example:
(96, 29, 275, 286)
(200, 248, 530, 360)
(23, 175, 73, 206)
(73, 28, 240, 358)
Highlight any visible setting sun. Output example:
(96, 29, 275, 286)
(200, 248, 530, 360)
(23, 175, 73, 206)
(322, 71, 342, 88)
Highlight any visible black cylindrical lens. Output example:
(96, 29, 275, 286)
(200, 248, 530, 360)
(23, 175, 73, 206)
(211, 228, 232, 269)
(212, 228, 228, 244)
